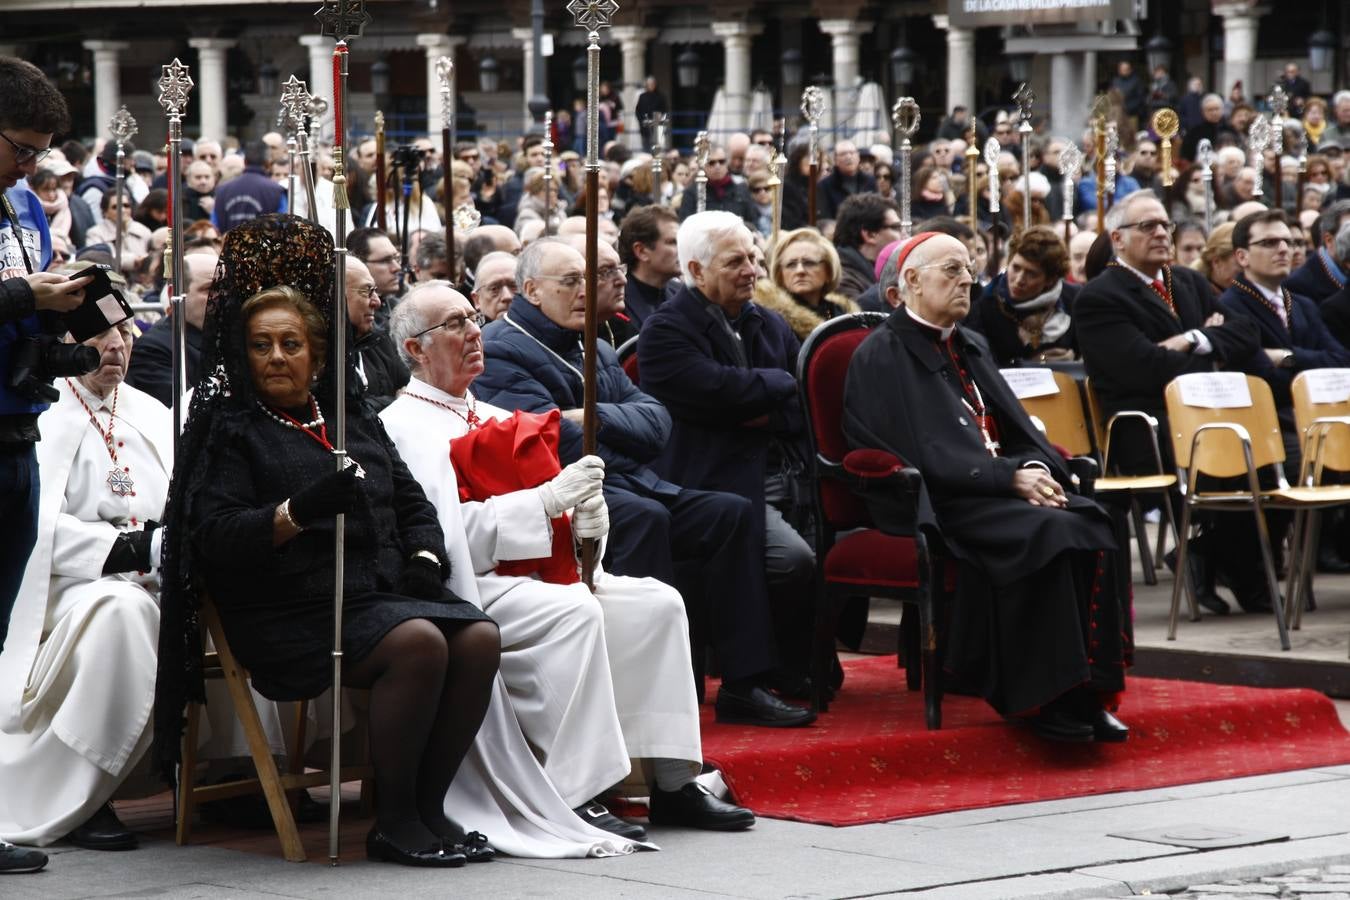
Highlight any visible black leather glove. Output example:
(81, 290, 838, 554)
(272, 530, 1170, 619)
(102, 520, 160, 575)
(288, 464, 361, 527)
(397, 554, 444, 600)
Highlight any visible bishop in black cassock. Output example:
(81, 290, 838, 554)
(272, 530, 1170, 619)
(843, 233, 1132, 743)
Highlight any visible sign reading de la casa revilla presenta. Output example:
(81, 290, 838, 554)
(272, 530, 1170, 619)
(948, 0, 1134, 27)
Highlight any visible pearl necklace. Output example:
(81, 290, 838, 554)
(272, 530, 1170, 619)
(256, 397, 325, 429)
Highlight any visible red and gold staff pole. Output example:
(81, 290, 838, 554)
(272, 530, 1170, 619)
(569, 0, 618, 589)
(802, 87, 824, 227)
(435, 56, 454, 267)
(315, 0, 369, 865)
(156, 60, 193, 447)
(374, 110, 387, 230)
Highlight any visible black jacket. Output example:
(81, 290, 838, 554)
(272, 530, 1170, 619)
(815, 169, 878, 221)
(637, 282, 803, 531)
(123, 315, 205, 407)
(836, 246, 876, 300)
(677, 177, 756, 227)
(1283, 250, 1346, 304)
(354, 329, 411, 412)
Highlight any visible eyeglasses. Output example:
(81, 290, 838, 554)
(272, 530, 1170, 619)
(1248, 237, 1292, 250)
(782, 257, 824, 270)
(1118, 219, 1177, 235)
(707, 158, 728, 166)
(537, 273, 586, 290)
(751, 185, 771, 193)
(597, 264, 627, 282)
(412, 310, 486, 339)
(351, 284, 379, 299)
(0, 131, 51, 166)
(917, 260, 978, 280)
(480, 278, 518, 295)
(367, 253, 402, 266)
(460, 152, 481, 161)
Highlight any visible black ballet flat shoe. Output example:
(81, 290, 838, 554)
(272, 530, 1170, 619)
(1089, 708, 1130, 743)
(449, 830, 496, 862)
(366, 827, 466, 868)
(574, 801, 648, 842)
(66, 802, 138, 851)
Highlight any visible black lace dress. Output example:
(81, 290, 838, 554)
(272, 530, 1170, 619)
(190, 403, 490, 700)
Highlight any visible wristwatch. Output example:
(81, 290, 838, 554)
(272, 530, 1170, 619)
(1185, 329, 1201, 350)
(1278, 349, 1296, 369)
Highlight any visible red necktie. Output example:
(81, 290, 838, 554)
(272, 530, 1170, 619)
(1150, 278, 1178, 318)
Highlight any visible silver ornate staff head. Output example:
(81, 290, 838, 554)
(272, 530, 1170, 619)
(1103, 121, 1118, 194)
(567, 0, 618, 33)
(1058, 140, 1082, 182)
(1013, 82, 1035, 131)
(1196, 139, 1215, 182)
(983, 137, 1002, 213)
(308, 93, 329, 123)
(435, 56, 454, 131)
(644, 112, 667, 151)
(156, 58, 194, 120)
(891, 97, 920, 144)
(694, 130, 711, 169)
(110, 105, 138, 147)
(568, 0, 617, 170)
(801, 86, 824, 130)
(279, 74, 310, 135)
(1248, 114, 1270, 196)
(315, 0, 371, 40)
(1269, 84, 1288, 156)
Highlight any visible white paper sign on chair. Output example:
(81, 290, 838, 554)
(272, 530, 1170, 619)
(1301, 368, 1350, 405)
(1176, 371, 1252, 408)
(1000, 367, 1060, 399)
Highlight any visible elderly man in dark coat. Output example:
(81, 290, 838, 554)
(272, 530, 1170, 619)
(1075, 189, 1266, 613)
(474, 237, 813, 728)
(843, 231, 1132, 743)
(638, 211, 818, 688)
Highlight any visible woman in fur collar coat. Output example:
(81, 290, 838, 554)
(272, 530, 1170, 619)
(754, 228, 861, 341)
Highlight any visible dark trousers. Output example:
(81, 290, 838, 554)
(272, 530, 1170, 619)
(603, 484, 777, 683)
(0, 443, 39, 651)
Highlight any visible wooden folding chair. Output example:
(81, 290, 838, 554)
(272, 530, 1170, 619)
(176, 597, 372, 863)
(1041, 375, 1181, 587)
(1288, 371, 1350, 630)
(1164, 373, 1350, 650)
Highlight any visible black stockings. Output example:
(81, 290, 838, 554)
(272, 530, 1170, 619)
(345, 618, 500, 849)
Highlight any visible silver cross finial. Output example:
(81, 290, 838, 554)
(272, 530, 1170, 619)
(280, 75, 311, 132)
(156, 58, 194, 117)
(567, 0, 618, 32)
(314, 0, 370, 40)
(435, 56, 454, 130)
(110, 106, 138, 144)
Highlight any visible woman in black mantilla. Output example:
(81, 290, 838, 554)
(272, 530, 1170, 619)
(843, 232, 1133, 744)
(155, 215, 500, 867)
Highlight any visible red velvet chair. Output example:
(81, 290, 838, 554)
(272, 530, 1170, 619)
(797, 312, 952, 729)
(617, 335, 640, 387)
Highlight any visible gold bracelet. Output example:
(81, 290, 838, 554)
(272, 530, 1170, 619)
(278, 499, 302, 531)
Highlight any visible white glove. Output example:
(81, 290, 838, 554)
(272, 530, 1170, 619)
(571, 493, 609, 541)
(538, 455, 605, 518)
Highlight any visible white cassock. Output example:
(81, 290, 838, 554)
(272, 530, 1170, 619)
(0, 379, 286, 846)
(382, 379, 702, 782)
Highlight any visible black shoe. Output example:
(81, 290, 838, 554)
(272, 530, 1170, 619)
(574, 801, 647, 842)
(365, 827, 466, 868)
(66, 802, 137, 851)
(1165, 546, 1229, 615)
(1228, 576, 1277, 614)
(448, 830, 495, 863)
(715, 684, 816, 728)
(648, 782, 755, 831)
(1021, 700, 1094, 743)
(0, 840, 46, 874)
(1088, 707, 1130, 742)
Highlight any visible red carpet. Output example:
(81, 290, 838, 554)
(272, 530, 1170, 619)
(700, 656, 1350, 827)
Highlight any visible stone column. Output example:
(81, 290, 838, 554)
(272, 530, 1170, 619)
(83, 40, 129, 139)
(818, 19, 873, 144)
(611, 25, 657, 150)
(511, 27, 538, 134)
(1214, 4, 1270, 99)
(298, 34, 335, 142)
(932, 15, 975, 124)
(710, 21, 764, 139)
(416, 33, 465, 139)
(1050, 53, 1096, 142)
(188, 38, 236, 141)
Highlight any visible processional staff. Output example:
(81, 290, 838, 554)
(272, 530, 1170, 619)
(1295, 131, 1309, 208)
(892, 97, 919, 239)
(1091, 94, 1108, 233)
(1248, 114, 1270, 200)
(314, 0, 370, 864)
(109, 106, 137, 274)
(302, 93, 327, 226)
(374, 110, 387, 230)
(568, 0, 618, 590)
(1196, 139, 1216, 234)
(693, 130, 710, 215)
(645, 112, 667, 205)
(1103, 120, 1118, 213)
(1057, 140, 1082, 246)
(802, 86, 824, 227)
(435, 56, 455, 264)
(156, 60, 193, 447)
(768, 118, 786, 243)
(1270, 84, 1289, 210)
(542, 110, 556, 234)
(279, 75, 319, 226)
(1152, 108, 1179, 188)
(984, 137, 1002, 275)
(1013, 83, 1034, 234)
(964, 125, 979, 237)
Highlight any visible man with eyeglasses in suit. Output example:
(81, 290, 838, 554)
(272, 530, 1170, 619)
(346, 256, 409, 412)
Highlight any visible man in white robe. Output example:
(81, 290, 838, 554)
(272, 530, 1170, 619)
(383, 281, 755, 832)
(0, 319, 166, 849)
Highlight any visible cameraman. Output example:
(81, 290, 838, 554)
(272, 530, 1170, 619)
(0, 56, 89, 876)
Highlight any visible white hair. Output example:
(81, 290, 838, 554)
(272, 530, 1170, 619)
(1216, 146, 1247, 169)
(473, 250, 518, 285)
(1334, 90, 1350, 107)
(1103, 188, 1161, 234)
(676, 211, 753, 286)
(390, 280, 455, 370)
(515, 236, 575, 287)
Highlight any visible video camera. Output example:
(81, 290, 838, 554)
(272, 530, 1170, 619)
(9, 264, 132, 404)
(391, 144, 428, 172)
